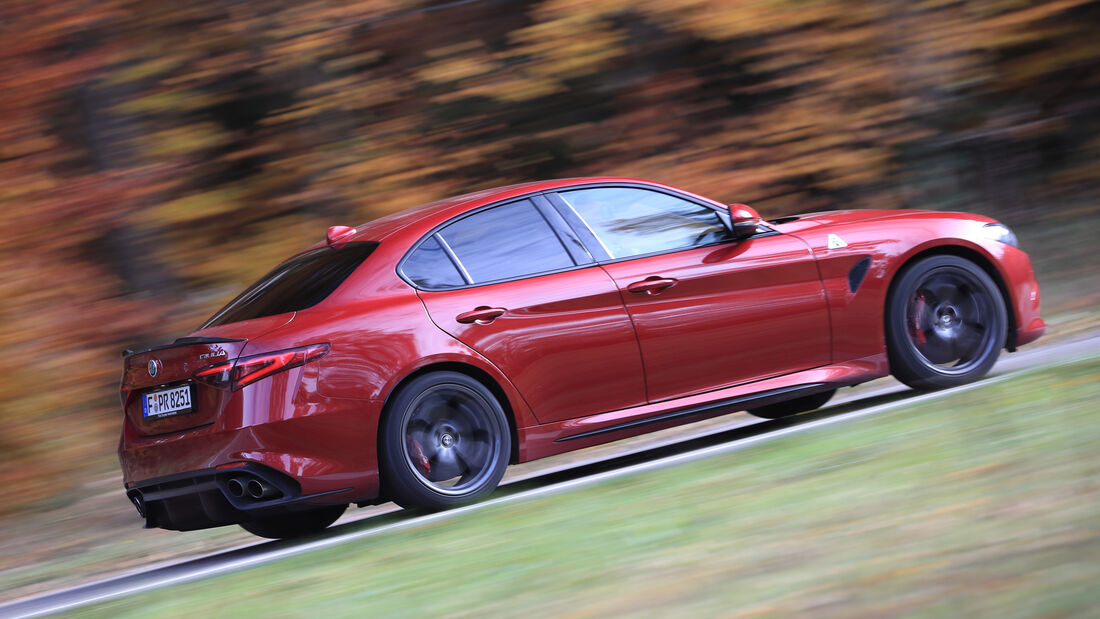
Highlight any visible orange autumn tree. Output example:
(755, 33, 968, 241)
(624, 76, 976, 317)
(1, 0, 1097, 514)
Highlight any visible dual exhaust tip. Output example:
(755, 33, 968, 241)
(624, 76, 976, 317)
(225, 475, 281, 501)
(126, 469, 288, 522)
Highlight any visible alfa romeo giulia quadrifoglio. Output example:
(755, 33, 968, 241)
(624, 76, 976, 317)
(118, 178, 1044, 538)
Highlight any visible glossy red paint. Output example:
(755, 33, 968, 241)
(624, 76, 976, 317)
(117, 177, 1044, 532)
(598, 234, 831, 402)
(771, 210, 1046, 357)
(518, 353, 889, 460)
(326, 225, 356, 245)
(728, 204, 760, 221)
(418, 266, 647, 423)
(119, 364, 380, 500)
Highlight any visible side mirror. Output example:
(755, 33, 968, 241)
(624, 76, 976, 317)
(727, 203, 762, 240)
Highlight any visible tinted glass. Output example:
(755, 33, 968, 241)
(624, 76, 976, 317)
(559, 188, 731, 259)
(439, 200, 574, 283)
(204, 243, 376, 327)
(402, 237, 466, 289)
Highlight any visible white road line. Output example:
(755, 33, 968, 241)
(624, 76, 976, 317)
(3, 336, 1098, 618)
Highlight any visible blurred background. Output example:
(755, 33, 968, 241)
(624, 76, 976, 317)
(1, 0, 1099, 600)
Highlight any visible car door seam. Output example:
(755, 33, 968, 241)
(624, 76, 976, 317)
(597, 264, 652, 404)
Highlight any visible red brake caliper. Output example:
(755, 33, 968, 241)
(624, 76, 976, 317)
(911, 292, 927, 346)
(407, 436, 431, 474)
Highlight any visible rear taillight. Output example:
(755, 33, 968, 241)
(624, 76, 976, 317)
(194, 343, 330, 391)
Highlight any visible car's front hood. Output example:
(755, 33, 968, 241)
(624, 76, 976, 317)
(768, 208, 999, 236)
(767, 209, 926, 233)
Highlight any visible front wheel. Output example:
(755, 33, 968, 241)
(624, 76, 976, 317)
(380, 372, 511, 511)
(886, 255, 1007, 390)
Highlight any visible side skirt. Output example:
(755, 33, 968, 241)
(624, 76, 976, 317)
(516, 353, 889, 462)
(556, 383, 827, 442)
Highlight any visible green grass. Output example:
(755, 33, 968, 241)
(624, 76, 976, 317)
(74, 357, 1100, 618)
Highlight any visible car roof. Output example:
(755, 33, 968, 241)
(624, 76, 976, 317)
(339, 177, 706, 246)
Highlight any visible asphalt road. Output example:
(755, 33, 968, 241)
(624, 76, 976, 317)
(3, 334, 1098, 619)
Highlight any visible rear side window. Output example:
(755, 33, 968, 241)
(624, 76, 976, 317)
(402, 237, 466, 289)
(203, 242, 376, 328)
(434, 199, 575, 285)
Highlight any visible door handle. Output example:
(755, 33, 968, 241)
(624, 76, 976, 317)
(456, 306, 506, 324)
(626, 277, 678, 295)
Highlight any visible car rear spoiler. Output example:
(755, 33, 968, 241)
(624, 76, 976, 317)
(122, 336, 247, 359)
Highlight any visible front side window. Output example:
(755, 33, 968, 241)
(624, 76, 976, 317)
(557, 187, 731, 259)
(437, 199, 575, 284)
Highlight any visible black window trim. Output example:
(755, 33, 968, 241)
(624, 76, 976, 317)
(396, 182, 779, 292)
(397, 194, 595, 292)
(546, 190, 614, 261)
(530, 193, 594, 265)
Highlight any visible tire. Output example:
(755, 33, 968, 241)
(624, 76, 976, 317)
(380, 371, 511, 511)
(886, 255, 1007, 390)
(749, 389, 836, 419)
(239, 504, 346, 539)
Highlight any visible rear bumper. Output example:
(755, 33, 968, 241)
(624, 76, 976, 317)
(126, 463, 349, 531)
(119, 395, 384, 530)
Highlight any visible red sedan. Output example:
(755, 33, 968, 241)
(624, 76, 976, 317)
(118, 178, 1045, 538)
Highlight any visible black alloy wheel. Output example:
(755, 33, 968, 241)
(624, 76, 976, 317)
(886, 255, 1007, 390)
(380, 372, 511, 510)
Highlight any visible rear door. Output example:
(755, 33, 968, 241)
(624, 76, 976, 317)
(547, 186, 831, 403)
(403, 196, 647, 424)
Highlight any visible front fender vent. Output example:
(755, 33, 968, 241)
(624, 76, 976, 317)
(848, 257, 872, 293)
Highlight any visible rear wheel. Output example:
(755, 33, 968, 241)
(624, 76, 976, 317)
(239, 504, 346, 539)
(749, 389, 836, 419)
(380, 372, 511, 511)
(886, 255, 1007, 390)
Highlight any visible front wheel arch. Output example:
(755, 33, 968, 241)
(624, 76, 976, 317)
(884, 254, 1007, 389)
(886, 244, 1017, 353)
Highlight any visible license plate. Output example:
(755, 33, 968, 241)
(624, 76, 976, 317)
(142, 384, 193, 418)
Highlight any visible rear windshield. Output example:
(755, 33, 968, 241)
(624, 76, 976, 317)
(202, 242, 377, 328)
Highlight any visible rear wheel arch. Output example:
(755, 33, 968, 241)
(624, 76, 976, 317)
(379, 361, 520, 467)
(887, 244, 1017, 351)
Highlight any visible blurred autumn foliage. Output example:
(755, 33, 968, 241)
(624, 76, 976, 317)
(1, 0, 1098, 515)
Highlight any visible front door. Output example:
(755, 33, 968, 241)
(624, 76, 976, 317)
(548, 186, 831, 403)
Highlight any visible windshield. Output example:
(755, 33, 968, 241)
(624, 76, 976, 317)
(202, 242, 377, 328)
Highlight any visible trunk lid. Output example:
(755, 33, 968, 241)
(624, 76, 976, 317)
(121, 313, 292, 436)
